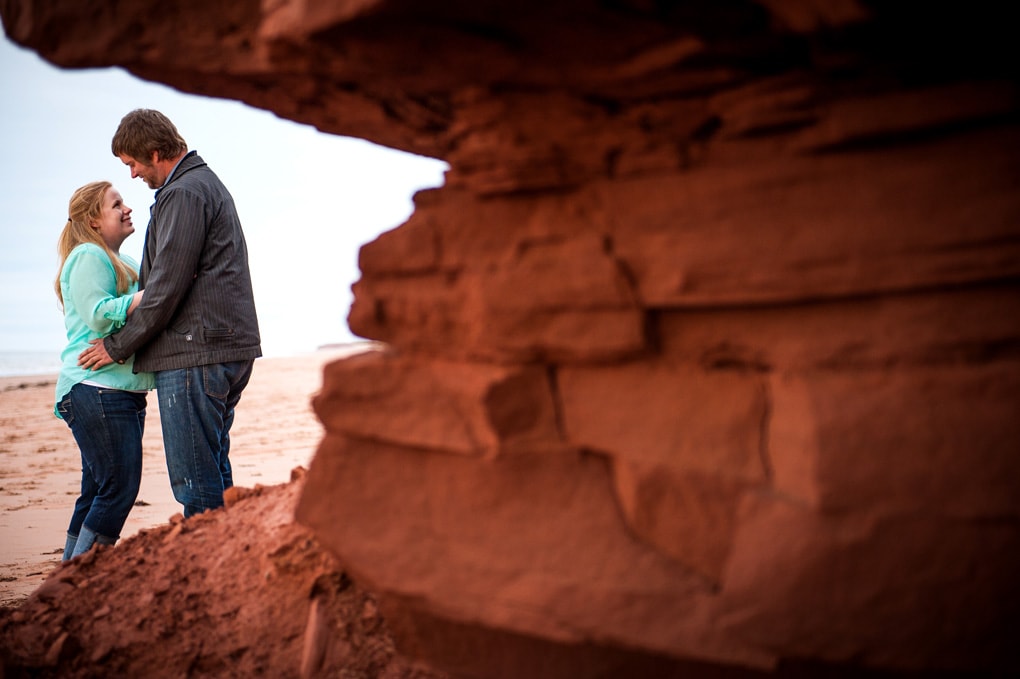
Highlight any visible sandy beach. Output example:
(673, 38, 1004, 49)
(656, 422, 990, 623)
(0, 345, 369, 607)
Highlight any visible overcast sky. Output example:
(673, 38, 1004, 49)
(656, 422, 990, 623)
(0, 32, 447, 357)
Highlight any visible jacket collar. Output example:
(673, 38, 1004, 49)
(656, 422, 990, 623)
(155, 150, 202, 199)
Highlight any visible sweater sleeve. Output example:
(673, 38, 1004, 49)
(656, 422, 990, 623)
(64, 247, 134, 334)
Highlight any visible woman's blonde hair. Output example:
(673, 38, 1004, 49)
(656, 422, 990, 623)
(55, 181, 138, 305)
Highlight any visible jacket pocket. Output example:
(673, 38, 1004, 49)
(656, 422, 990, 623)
(204, 327, 236, 342)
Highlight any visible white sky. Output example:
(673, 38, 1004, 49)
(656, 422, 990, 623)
(0, 33, 447, 357)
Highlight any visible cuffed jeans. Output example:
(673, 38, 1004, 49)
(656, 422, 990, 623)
(58, 383, 146, 553)
(155, 360, 254, 518)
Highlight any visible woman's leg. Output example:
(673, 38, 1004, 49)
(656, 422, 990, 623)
(61, 532, 77, 562)
(63, 384, 146, 555)
(58, 391, 96, 560)
(69, 524, 117, 559)
(67, 448, 99, 533)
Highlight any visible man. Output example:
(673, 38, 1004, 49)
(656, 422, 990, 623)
(79, 109, 262, 517)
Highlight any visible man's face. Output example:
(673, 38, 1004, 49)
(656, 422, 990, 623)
(118, 151, 165, 190)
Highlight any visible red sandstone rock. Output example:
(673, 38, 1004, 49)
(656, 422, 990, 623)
(2, 0, 1018, 676)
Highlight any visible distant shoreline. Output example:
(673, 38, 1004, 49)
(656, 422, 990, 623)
(0, 341, 378, 380)
(0, 351, 60, 380)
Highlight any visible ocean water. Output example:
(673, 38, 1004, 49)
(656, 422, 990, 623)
(0, 351, 62, 378)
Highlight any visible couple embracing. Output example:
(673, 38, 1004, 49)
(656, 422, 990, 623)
(54, 109, 261, 559)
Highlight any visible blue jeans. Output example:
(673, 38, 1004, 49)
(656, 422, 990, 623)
(155, 361, 254, 517)
(58, 383, 146, 541)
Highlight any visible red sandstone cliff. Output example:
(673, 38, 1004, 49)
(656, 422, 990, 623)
(2, 1, 1018, 676)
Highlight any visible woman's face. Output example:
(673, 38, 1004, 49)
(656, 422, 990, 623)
(92, 188, 134, 251)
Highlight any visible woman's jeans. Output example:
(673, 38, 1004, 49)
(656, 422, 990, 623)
(58, 383, 146, 551)
(155, 360, 254, 518)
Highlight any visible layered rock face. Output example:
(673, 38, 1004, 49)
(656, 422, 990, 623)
(4, 1, 1018, 675)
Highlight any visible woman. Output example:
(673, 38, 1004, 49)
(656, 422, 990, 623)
(54, 181, 154, 560)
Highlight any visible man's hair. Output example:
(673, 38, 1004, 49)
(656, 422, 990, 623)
(111, 109, 188, 162)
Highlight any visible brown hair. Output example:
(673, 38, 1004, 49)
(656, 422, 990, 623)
(55, 181, 138, 306)
(111, 109, 188, 162)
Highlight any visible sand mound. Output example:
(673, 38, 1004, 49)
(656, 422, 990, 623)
(0, 468, 446, 679)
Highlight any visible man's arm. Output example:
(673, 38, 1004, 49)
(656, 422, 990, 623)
(96, 188, 208, 362)
(77, 290, 145, 370)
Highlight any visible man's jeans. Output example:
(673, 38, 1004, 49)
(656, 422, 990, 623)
(155, 360, 254, 518)
(58, 383, 146, 542)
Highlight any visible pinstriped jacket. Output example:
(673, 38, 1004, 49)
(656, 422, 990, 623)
(105, 151, 262, 372)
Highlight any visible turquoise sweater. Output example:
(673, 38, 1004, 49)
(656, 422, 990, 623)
(54, 243, 154, 417)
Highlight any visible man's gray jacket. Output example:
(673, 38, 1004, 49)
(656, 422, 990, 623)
(105, 151, 262, 372)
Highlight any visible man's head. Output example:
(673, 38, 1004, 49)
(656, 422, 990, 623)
(112, 109, 188, 189)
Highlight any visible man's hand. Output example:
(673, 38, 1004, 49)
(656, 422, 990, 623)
(78, 338, 115, 371)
